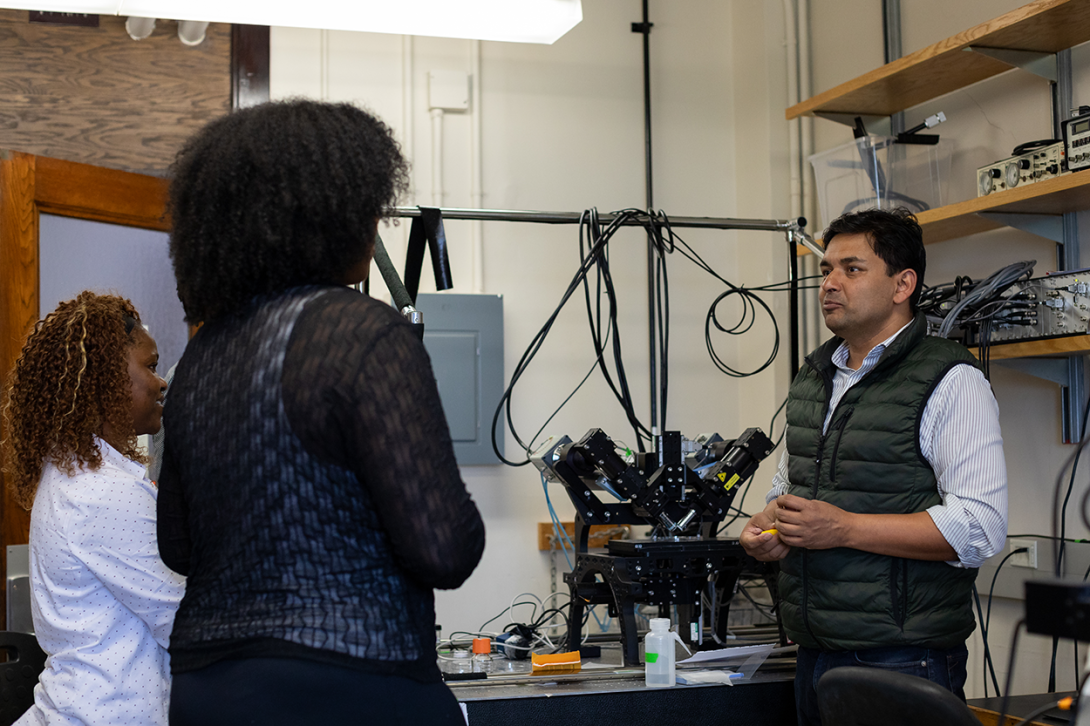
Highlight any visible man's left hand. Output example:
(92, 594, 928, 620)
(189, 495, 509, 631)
(773, 494, 854, 550)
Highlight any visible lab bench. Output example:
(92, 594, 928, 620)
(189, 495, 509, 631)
(446, 639, 797, 726)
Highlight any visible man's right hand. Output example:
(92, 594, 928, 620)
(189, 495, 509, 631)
(739, 501, 791, 562)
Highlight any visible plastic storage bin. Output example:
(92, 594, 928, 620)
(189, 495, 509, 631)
(809, 135, 951, 229)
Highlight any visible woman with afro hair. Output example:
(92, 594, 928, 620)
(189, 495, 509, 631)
(158, 99, 484, 724)
(2, 291, 184, 726)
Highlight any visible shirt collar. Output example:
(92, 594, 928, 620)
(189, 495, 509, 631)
(831, 319, 915, 374)
(93, 436, 150, 481)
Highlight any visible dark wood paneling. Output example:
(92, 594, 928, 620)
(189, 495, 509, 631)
(231, 24, 270, 110)
(0, 151, 39, 625)
(0, 152, 168, 628)
(0, 10, 231, 176)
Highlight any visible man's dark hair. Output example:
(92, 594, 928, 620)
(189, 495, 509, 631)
(823, 207, 925, 311)
(168, 99, 410, 323)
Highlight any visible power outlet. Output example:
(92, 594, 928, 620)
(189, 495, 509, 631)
(1010, 538, 1039, 569)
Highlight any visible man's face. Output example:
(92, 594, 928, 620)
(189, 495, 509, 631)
(126, 327, 167, 436)
(819, 232, 912, 340)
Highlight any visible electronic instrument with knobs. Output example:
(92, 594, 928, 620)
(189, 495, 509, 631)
(977, 142, 1065, 196)
(1062, 109, 1090, 171)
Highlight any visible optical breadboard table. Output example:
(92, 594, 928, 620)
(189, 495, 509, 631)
(447, 641, 796, 726)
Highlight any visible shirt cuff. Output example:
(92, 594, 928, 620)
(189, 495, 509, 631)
(926, 496, 980, 569)
(766, 482, 787, 505)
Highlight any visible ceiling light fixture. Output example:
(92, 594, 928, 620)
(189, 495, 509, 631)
(13, 0, 583, 44)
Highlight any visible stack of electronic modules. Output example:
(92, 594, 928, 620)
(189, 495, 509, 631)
(985, 269, 1090, 344)
(924, 263, 1090, 349)
(975, 107, 1090, 197)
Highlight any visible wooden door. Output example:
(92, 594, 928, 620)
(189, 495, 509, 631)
(0, 151, 169, 624)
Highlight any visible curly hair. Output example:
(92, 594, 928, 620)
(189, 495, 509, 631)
(1, 292, 146, 510)
(168, 99, 410, 323)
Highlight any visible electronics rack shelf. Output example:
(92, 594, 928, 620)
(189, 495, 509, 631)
(802, 171, 1090, 251)
(916, 170, 1090, 244)
(981, 334, 1090, 361)
(785, 0, 1090, 121)
(791, 0, 1090, 361)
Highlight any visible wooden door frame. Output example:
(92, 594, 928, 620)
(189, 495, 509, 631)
(0, 150, 169, 623)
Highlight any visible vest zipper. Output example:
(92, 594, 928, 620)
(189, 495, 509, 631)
(802, 421, 830, 644)
(828, 406, 855, 484)
(801, 357, 833, 647)
(890, 557, 908, 630)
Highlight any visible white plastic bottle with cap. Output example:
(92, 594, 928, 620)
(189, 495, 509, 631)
(644, 618, 690, 687)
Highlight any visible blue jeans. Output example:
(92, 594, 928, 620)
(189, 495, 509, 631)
(794, 643, 969, 726)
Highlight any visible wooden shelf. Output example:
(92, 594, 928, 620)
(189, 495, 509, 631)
(786, 1, 1090, 362)
(786, 0, 1090, 120)
(794, 169, 1090, 256)
(978, 334, 1090, 360)
(917, 169, 1090, 244)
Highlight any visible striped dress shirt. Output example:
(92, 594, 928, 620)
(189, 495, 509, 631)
(767, 322, 1008, 569)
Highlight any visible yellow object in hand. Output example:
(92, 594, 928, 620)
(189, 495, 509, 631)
(761, 528, 778, 535)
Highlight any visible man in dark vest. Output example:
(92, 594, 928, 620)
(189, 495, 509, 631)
(740, 207, 1007, 726)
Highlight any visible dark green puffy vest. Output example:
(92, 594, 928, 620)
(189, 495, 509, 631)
(779, 312, 980, 651)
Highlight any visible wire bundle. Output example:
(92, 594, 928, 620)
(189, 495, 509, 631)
(491, 209, 669, 463)
(491, 208, 812, 465)
(919, 260, 1036, 377)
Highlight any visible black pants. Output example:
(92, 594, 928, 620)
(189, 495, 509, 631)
(170, 657, 464, 726)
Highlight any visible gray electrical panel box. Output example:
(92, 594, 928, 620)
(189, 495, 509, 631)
(415, 293, 504, 465)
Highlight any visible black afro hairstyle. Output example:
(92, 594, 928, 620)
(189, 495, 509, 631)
(168, 99, 410, 323)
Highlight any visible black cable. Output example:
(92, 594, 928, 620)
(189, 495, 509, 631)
(491, 212, 611, 464)
(477, 600, 543, 633)
(716, 473, 757, 535)
(1050, 390, 1090, 692)
(972, 584, 1001, 698)
(578, 215, 643, 446)
(581, 210, 651, 446)
(746, 274, 823, 292)
(768, 395, 789, 452)
(494, 206, 798, 469)
(705, 288, 780, 377)
(996, 620, 1026, 726)
(492, 208, 656, 463)
(652, 250, 666, 432)
(928, 261, 1036, 345)
(984, 548, 1026, 697)
(1012, 139, 1061, 156)
(1010, 533, 1090, 542)
(736, 581, 777, 621)
(527, 353, 607, 455)
(649, 210, 673, 431)
(668, 231, 782, 378)
(1055, 390, 1090, 576)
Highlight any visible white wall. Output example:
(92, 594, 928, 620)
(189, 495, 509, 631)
(269, 1, 1085, 702)
(807, 0, 1090, 700)
(270, 0, 796, 642)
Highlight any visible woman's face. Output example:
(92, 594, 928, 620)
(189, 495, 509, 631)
(126, 327, 167, 436)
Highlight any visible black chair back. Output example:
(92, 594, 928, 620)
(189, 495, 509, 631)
(818, 666, 982, 726)
(0, 631, 45, 726)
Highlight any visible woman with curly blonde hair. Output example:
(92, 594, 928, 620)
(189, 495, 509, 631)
(2, 291, 185, 726)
